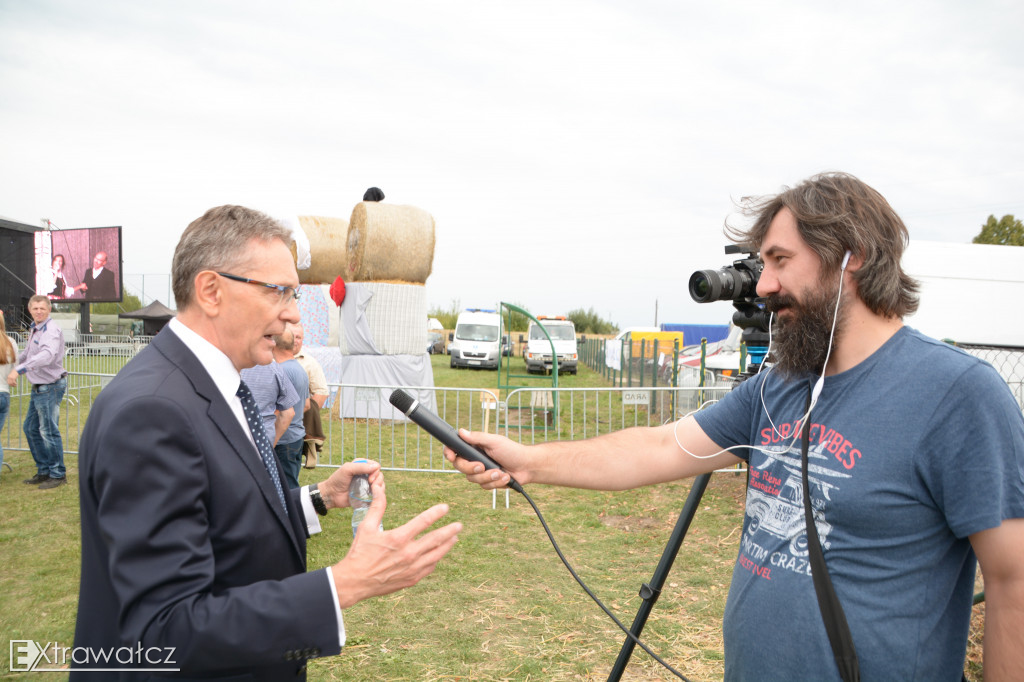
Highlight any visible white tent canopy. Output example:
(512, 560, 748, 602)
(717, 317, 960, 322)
(903, 240, 1024, 347)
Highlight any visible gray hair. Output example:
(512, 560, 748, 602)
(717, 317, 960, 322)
(171, 205, 292, 310)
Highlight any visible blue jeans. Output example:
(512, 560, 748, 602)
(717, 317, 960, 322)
(24, 376, 66, 479)
(0, 392, 9, 472)
(274, 438, 304, 490)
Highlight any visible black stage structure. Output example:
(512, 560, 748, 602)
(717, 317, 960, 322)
(0, 217, 42, 329)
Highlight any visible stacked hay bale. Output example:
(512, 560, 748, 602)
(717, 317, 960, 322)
(291, 190, 437, 420)
(344, 201, 435, 283)
(293, 215, 350, 286)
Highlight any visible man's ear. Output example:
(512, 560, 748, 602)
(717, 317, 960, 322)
(192, 271, 223, 317)
(843, 250, 865, 273)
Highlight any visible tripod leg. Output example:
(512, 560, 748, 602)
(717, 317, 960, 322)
(607, 472, 712, 681)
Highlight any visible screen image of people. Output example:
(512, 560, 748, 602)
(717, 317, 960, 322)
(72, 251, 117, 300)
(33, 227, 122, 303)
(46, 254, 69, 298)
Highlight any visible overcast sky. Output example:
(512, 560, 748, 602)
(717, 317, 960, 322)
(2, 0, 1022, 327)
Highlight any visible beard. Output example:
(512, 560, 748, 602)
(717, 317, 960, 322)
(764, 276, 844, 379)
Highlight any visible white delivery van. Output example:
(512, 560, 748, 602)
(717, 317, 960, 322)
(449, 309, 502, 370)
(524, 316, 578, 374)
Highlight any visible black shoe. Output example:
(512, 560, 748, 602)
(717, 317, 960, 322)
(38, 477, 66, 490)
(23, 473, 50, 485)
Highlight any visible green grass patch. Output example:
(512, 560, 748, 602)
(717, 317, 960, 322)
(301, 469, 747, 680)
(0, 357, 985, 680)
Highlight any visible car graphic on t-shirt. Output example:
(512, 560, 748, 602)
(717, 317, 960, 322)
(746, 469, 834, 557)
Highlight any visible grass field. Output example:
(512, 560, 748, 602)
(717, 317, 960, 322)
(0, 356, 986, 680)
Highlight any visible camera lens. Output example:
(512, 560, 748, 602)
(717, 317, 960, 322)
(688, 265, 759, 303)
(688, 270, 721, 303)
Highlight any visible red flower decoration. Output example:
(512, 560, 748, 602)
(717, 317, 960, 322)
(329, 277, 346, 307)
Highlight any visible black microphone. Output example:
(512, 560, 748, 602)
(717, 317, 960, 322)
(389, 388, 523, 493)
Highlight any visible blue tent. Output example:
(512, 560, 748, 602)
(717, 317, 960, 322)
(659, 323, 729, 344)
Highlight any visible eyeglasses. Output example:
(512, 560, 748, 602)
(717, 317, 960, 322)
(216, 272, 301, 304)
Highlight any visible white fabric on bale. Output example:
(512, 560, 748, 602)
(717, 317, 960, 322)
(334, 354, 436, 420)
(338, 282, 426, 356)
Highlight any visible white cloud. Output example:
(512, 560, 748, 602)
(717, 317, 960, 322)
(1, 0, 1022, 326)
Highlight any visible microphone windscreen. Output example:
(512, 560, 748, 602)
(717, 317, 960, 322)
(389, 389, 414, 413)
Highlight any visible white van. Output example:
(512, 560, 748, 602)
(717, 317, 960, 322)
(524, 316, 578, 374)
(449, 309, 502, 370)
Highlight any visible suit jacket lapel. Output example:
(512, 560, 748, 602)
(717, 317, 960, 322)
(150, 329, 305, 561)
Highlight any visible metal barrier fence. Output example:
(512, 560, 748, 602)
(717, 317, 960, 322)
(0, 373, 729, 476)
(317, 383, 733, 472)
(0, 336, 144, 461)
(0, 372, 114, 462)
(75, 334, 155, 345)
(580, 336, 699, 388)
(64, 335, 153, 376)
(582, 336, 1024, 411)
(580, 336, 729, 393)
(2, 342, 1020, 471)
(6, 333, 152, 376)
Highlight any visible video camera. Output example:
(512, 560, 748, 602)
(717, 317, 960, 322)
(688, 243, 762, 304)
(688, 243, 771, 371)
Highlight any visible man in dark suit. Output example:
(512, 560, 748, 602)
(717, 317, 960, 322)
(75, 251, 117, 300)
(72, 205, 462, 680)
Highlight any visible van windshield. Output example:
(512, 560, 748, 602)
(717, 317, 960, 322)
(456, 324, 499, 342)
(530, 324, 575, 341)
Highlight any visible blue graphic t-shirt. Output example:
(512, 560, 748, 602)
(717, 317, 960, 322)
(694, 326, 1024, 681)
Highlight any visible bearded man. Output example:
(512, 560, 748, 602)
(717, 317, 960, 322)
(443, 173, 1024, 681)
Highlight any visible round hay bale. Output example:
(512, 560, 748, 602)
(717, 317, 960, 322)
(289, 215, 348, 284)
(345, 202, 435, 283)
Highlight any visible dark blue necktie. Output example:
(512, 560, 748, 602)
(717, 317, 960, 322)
(236, 380, 288, 514)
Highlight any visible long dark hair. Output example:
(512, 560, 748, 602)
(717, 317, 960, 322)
(727, 172, 919, 318)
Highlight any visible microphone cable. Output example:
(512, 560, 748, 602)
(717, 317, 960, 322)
(389, 388, 691, 679)
(514, 485, 692, 681)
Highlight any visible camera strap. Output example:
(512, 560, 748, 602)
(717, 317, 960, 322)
(801, 385, 860, 682)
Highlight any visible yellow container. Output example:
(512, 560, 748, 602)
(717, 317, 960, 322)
(622, 331, 685, 357)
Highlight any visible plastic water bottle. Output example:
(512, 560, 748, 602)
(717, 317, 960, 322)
(349, 459, 381, 536)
